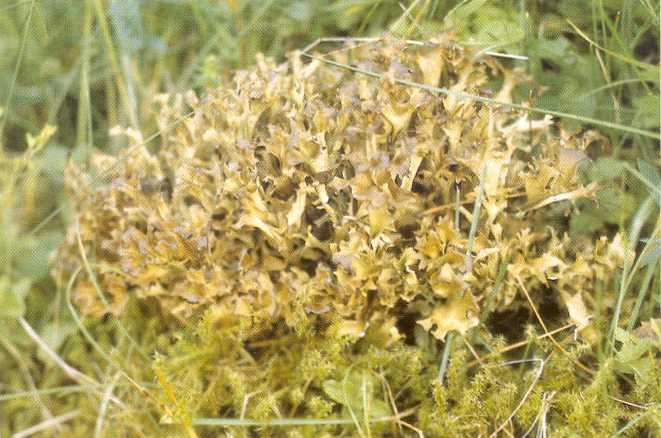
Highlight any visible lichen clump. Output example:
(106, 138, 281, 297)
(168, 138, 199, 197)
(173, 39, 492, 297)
(56, 35, 613, 335)
(52, 35, 656, 435)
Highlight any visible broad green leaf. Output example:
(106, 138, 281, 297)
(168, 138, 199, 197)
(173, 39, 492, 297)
(14, 230, 63, 281)
(614, 328, 657, 383)
(640, 66, 661, 82)
(634, 95, 661, 129)
(596, 187, 622, 214)
(444, 2, 524, 50)
(525, 35, 605, 126)
(323, 378, 352, 406)
(527, 36, 572, 63)
(36, 319, 78, 364)
(322, 371, 391, 418)
(590, 157, 626, 182)
(0, 276, 30, 319)
(444, 0, 489, 26)
(569, 212, 604, 235)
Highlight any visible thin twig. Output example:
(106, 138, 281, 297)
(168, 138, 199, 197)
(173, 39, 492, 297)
(0, 337, 57, 427)
(462, 335, 483, 365)
(516, 276, 595, 375)
(521, 391, 556, 438)
(519, 182, 599, 214)
(488, 358, 546, 438)
(183, 408, 417, 427)
(423, 189, 525, 216)
(94, 373, 121, 438)
(17, 317, 98, 387)
(467, 322, 576, 368)
(378, 371, 404, 437)
(608, 395, 653, 410)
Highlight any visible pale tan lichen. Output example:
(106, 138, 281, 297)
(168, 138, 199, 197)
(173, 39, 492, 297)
(54, 34, 617, 349)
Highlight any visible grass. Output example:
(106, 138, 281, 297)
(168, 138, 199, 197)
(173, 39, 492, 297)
(439, 162, 487, 382)
(0, 0, 659, 436)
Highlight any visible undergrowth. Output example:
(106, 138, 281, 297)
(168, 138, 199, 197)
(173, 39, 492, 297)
(0, 1, 659, 437)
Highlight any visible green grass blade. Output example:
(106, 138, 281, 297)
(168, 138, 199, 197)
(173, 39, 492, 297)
(0, 0, 36, 147)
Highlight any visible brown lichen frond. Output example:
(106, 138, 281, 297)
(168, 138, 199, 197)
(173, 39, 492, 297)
(54, 35, 617, 348)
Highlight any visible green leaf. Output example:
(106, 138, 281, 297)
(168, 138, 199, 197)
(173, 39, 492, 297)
(322, 371, 391, 418)
(526, 35, 606, 126)
(570, 212, 604, 235)
(571, 184, 640, 234)
(36, 319, 78, 364)
(590, 158, 626, 182)
(596, 187, 621, 214)
(527, 36, 572, 63)
(469, 7, 524, 47)
(634, 95, 661, 129)
(640, 66, 661, 82)
(444, 0, 489, 26)
(444, 2, 524, 50)
(14, 230, 63, 281)
(614, 328, 657, 383)
(322, 379, 351, 406)
(0, 276, 30, 319)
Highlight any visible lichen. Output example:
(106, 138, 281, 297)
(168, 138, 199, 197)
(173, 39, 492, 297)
(51, 34, 659, 436)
